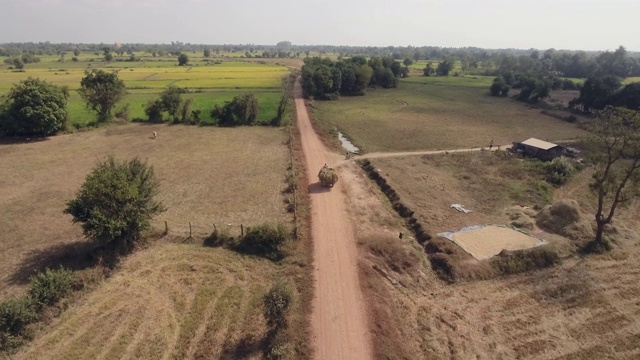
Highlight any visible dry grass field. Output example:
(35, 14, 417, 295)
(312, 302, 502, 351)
(347, 151, 640, 359)
(0, 123, 290, 300)
(16, 243, 281, 360)
(310, 80, 589, 152)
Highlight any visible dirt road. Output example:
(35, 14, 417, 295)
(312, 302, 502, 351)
(294, 81, 373, 359)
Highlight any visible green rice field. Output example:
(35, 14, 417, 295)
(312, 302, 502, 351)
(0, 52, 290, 126)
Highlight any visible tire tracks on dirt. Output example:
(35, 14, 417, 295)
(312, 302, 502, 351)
(294, 79, 373, 359)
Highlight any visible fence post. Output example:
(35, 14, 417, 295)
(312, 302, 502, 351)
(164, 221, 168, 235)
(189, 222, 192, 238)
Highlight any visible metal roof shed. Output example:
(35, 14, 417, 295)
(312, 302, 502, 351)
(520, 138, 559, 150)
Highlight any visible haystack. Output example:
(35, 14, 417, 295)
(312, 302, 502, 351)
(318, 167, 338, 187)
(507, 209, 535, 230)
(536, 199, 593, 240)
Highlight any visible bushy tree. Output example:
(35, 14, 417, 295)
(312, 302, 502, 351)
(78, 69, 127, 123)
(159, 86, 184, 121)
(144, 99, 164, 123)
(211, 93, 260, 126)
(570, 75, 621, 112)
(203, 48, 211, 58)
(0, 77, 68, 137)
(64, 156, 166, 251)
(490, 76, 509, 96)
(436, 60, 454, 76)
(178, 53, 189, 66)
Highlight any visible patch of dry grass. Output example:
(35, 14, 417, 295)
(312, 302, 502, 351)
(0, 123, 289, 300)
(16, 244, 278, 360)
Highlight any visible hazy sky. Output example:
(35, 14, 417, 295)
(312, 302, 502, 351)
(0, 0, 638, 51)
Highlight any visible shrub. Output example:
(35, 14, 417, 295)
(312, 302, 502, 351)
(28, 267, 74, 308)
(545, 156, 576, 185)
(144, 99, 164, 123)
(491, 247, 560, 275)
(0, 297, 38, 350)
(233, 223, 289, 260)
(263, 282, 293, 329)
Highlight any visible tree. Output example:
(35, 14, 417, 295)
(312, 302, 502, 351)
(571, 75, 622, 112)
(78, 69, 127, 123)
(178, 53, 189, 66)
(0, 77, 68, 137)
(103, 47, 113, 62)
(490, 76, 509, 97)
(587, 106, 640, 252)
(436, 60, 453, 76)
(73, 49, 80, 57)
(12, 58, 24, 70)
(159, 86, 184, 121)
(403, 58, 413, 67)
(64, 156, 166, 251)
(423, 62, 434, 76)
(203, 48, 211, 58)
(211, 93, 259, 126)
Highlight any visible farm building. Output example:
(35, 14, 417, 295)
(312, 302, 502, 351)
(512, 138, 565, 161)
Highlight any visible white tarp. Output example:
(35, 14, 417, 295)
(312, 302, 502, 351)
(450, 203, 471, 213)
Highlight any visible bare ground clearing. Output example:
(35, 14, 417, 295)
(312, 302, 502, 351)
(0, 124, 289, 299)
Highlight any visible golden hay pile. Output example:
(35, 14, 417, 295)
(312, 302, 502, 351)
(536, 199, 593, 240)
(318, 167, 338, 186)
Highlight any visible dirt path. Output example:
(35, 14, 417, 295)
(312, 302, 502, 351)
(358, 146, 498, 159)
(294, 80, 373, 359)
(357, 139, 580, 160)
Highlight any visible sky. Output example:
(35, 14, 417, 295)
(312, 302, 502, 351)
(0, 0, 638, 51)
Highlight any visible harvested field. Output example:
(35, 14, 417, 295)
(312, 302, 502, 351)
(311, 80, 588, 152)
(344, 148, 640, 359)
(16, 243, 280, 360)
(0, 123, 289, 300)
(441, 225, 545, 260)
(345, 144, 640, 360)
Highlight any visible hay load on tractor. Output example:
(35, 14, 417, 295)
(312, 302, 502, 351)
(318, 164, 338, 187)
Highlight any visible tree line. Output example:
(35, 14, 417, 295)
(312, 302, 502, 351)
(301, 56, 408, 99)
(0, 70, 290, 137)
(487, 46, 640, 112)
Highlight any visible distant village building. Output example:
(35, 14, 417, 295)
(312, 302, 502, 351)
(512, 138, 565, 161)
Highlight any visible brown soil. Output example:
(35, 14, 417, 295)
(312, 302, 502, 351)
(294, 80, 373, 359)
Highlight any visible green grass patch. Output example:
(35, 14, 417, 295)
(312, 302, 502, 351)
(311, 81, 587, 152)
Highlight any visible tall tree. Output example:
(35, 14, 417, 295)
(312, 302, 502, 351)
(587, 106, 640, 252)
(0, 77, 68, 137)
(78, 70, 127, 123)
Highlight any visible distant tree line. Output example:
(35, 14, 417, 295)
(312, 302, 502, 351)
(487, 46, 640, 111)
(301, 56, 408, 99)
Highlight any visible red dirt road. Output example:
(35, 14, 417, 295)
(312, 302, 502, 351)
(294, 80, 373, 359)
